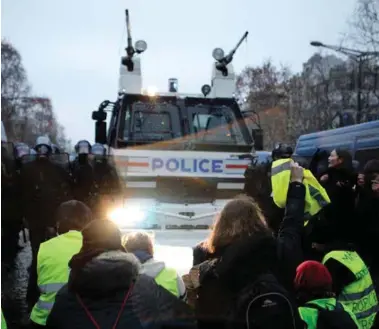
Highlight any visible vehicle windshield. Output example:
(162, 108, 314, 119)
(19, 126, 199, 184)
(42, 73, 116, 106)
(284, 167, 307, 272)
(123, 101, 182, 142)
(187, 105, 247, 145)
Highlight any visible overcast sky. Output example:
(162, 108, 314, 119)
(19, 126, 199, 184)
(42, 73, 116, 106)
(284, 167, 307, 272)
(2, 0, 356, 144)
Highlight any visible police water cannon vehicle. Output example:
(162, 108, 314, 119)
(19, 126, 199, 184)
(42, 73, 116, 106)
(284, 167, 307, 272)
(92, 11, 256, 229)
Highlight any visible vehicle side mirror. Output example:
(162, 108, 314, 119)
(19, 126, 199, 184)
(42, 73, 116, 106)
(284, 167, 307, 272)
(92, 110, 107, 121)
(252, 129, 263, 151)
(95, 121, 107, 144)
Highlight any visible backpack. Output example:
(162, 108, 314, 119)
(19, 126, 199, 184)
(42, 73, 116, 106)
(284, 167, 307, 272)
(306, 302, 358, 329)
(228, 273, 302, 329)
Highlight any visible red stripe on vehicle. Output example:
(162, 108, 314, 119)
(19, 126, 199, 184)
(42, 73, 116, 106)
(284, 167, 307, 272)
(225, 164, 248, 169)
(127, 162, 149, 167)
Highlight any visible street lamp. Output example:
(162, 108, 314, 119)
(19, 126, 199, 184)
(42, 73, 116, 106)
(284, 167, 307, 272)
(310, 41, 379, 124)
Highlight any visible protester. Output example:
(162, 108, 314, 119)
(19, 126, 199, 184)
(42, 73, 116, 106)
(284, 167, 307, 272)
(355, 160, 379, 276)
(322, 247, 379, 329)
(187, 161, 305, 329)
(295, 260, 359, 329)
(123, 231, 187, 300)
(29, 200, 93, 328)
(46, 220, 197, 329)
(320, 149, 356, 244)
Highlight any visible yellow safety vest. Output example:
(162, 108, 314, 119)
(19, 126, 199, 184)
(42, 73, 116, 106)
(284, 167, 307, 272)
(271, 159, 330, 223)
(323, 251, 379, 329)
(1, 309, 7, 329)
(30, 230, 83, 326)
(299, 297, 359, 329)
(155, 268, 179, 297)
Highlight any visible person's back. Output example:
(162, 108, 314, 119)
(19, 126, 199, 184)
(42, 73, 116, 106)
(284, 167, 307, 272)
(123, 231, 187, 300)
(188, 169, 307, 329)
(299, 298, 358, 329)
(322, 250, 379, 329)
(46, 220, 196, 329)
(294, 261, 359, 329)
(30, 200, 92, 327)
(30, 231, 83, 326)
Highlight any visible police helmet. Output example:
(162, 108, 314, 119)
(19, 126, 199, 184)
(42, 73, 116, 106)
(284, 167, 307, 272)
(35, 136, 52, 155)
(14, 143, 31, 159)
(91, 143, 106, 156)
(272, 143, 293, 160)
(51, 144, 61, 154)
(75, 140, 91, 154)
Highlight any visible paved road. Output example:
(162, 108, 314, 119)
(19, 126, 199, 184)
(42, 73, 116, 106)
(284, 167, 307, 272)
(148, 230, 209, 275)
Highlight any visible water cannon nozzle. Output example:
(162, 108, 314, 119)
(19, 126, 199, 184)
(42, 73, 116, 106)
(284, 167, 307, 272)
(121, 10, 147, 71)
(213, 31, 248, 76)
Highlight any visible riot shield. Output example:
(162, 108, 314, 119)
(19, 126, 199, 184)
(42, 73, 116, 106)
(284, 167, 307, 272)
(49, 153, 70, 170)
(1, 141, 15, 177)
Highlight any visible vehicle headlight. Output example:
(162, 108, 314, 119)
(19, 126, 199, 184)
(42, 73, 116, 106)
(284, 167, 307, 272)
(108, 205, 146, 226)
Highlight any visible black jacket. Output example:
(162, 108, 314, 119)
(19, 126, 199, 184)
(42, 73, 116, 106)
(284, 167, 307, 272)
(192, 182, 306, 329)
(321, 166, 356, 243)
(46, 251, 196, 329)
(20, 158, 72, 227)
(355, 189, 379, 270)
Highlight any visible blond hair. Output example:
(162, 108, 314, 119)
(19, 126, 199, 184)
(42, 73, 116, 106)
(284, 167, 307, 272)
(122, 231, 154, 254)
(205, 194, 271, 254)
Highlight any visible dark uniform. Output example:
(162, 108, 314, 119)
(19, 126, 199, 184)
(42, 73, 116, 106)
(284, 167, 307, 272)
(1, 142, 23, 268)
(71, 140, 96, 209)
(21, 138, 72, 309)
(91, 143, 123, 219)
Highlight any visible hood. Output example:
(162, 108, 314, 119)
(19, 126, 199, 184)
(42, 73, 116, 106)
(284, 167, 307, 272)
(68, 250, 141, 298)
(199, 234, 277, 291)
(140, 258, 166, 278)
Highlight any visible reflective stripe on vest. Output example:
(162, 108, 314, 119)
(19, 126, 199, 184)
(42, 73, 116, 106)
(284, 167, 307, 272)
(155, 268, 179, 297)
(39, 283, 66, 294)
(323, 251, 379, 329)
(271, 158, 330, 220)
(30, 231, 83, 326)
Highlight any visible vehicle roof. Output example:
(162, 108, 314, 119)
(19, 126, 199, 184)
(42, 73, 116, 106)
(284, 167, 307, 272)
(294, 120, 379, 157)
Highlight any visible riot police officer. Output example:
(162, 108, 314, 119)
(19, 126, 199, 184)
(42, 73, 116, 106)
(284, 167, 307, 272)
(71, 140, 96, 209)
(91, 143, 123, 219)
(51, 144, 61, 154)
(271, 143, 293, 161)
(20, 136, 72, 310)
(1, 142, 23, 268)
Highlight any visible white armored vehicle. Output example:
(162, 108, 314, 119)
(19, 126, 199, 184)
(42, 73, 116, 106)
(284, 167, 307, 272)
(92, 10, 256, 229)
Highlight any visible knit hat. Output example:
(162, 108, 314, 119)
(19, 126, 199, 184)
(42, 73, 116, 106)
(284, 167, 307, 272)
(69, 220, 125, 270)
(80, 219, 124, 252)
(294, 260, 332, 292)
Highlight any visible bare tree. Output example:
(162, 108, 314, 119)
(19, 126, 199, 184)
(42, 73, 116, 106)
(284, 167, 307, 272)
(236, 60, 295, 148)
(1, 40, 31, 138)
(349, 0, 379, 51)
(1, 40, 70, 148)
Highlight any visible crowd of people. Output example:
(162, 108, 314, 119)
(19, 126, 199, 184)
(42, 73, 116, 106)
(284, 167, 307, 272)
(1, 138, 379, 328)
(1, 136, 122, 325)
